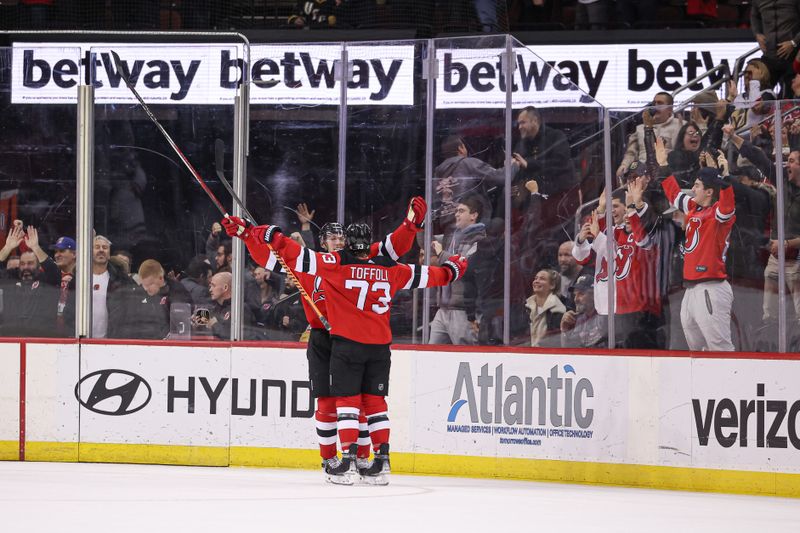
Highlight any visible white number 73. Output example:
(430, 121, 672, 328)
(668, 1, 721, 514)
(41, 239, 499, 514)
(344, 280, 391, 314)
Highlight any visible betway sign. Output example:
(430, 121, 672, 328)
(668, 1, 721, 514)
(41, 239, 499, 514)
(11, 41, 754, 108)
(436, 42, 756, 108)
(11, 42, 415, 106)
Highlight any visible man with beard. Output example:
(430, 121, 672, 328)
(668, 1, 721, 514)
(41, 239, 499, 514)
(92, 235, 135, 339)
(560, 273, 607, 348)
(557, 240, 584, 309)
(0, 223, 61, 337)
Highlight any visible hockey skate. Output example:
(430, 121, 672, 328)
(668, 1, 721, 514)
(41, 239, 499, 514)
(324, 444, 358, 485)
(358, 443, 390, 486)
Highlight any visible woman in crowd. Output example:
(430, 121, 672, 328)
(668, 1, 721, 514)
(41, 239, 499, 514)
(525, 268, 566, 347)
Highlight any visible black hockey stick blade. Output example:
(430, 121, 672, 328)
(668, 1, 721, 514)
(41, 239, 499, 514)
(213, 139, 256, 224)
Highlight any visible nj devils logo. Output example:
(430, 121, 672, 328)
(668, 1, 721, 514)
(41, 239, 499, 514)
(596, 257, 608, 283)
(683, 217, 702, 254)
(312, 276, 326, 303)
(75, 369, 152, 416)
(615, 244, 635, 280)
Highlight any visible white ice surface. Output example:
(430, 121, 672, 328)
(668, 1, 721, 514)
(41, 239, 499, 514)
(1, 462, 799, 533)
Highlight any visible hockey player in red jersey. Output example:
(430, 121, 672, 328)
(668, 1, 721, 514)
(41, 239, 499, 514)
(225, 215, 466, 485)
(222, 198, 427, 482)
(658, 143, 736, 351)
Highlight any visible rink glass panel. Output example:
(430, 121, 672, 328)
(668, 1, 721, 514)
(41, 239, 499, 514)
(244, 43, 340, 341)
(426, 35, 509, 347)
(343, 40, 427, 344)
(0, 45, 80, 339)
(507, 38, 605, 349)
(779, 97, 800, 353)
(89, 45, 239, 341)
(609, 99, 773, 353)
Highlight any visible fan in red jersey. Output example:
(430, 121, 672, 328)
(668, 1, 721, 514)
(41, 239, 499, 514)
(223, 197, 427, 484)
(657, 141, 735, 351)
(224, 211, 465, 486)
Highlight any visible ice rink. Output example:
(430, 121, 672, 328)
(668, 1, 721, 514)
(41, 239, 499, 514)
(1, 462, 799, 532)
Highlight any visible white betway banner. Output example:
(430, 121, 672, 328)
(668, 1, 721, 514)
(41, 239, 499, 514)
(11, 41, 753, 108)
(412, 351, 628, 461)
(11, 43, 415, 106)
(437, 42, 756, 108)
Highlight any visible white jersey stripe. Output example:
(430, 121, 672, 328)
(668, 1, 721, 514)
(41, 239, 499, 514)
(307, 248, 318, 275)
(383, 234, 399, 260)
(675, 192, 691, 214)
(402, 265, 416, 290)
(265, 252, 281, 273)
(419, 265, 429, 288)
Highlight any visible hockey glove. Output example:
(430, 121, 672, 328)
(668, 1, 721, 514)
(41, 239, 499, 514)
(222, 216, 251, 239)
(442, 254, 468, 283)
(405, 196, 427, 230)
(251, 224, 283, 245)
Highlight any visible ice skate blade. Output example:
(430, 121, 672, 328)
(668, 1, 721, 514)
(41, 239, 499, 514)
(359, 473, 389, 486)
(326, 471, 357, 485)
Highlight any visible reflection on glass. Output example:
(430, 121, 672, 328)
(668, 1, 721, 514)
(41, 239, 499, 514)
(344, 41, 427, 345)
(245, 42, 340, 341)
(0, 46, 79, 339)
(89, 45, 238, 341)
(506, 39, 604, 349)
(429, 36, 508, 347)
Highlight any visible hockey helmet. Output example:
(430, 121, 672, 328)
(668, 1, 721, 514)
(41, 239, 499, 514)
(345, 223, 372, 254)
(319, 222, 345, 249)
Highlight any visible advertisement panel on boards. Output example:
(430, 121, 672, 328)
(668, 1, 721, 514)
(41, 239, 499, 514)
(412, 350, 628, 462)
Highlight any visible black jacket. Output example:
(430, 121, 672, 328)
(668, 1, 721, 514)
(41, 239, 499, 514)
(514, 125, 576, 198)
(0, 257, 61, 337)
(104, 261, 138, 339)
(114, 278, 193, 340)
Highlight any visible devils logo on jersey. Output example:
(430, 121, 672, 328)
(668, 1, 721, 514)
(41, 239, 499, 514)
(596, 257, 608, 283)
(681, 217, 702, 254)
(615, 243, 635, 280)
(312, 276, 326, 304)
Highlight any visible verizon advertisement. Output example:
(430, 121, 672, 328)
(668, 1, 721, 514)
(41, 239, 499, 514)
(12, 41, 753, 108)
(660, 358, 800, 473)
(412, 351, 628, 461)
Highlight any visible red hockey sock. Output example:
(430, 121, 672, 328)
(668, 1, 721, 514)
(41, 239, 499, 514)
(362, 394, 390, 450)
(315, 397, 337, 460)
(335, 395, 362, 449)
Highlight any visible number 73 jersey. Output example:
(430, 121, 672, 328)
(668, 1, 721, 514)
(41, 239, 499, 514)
(272, 234, 455, 345)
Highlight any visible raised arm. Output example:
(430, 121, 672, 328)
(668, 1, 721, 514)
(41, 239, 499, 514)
(369, 196, 426, 260)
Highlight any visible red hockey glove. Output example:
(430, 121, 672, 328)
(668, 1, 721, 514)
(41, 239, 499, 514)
(442, 254, 467, 282)
(222, 216, 251, 239)
(251, 225, 283, 245)
(405, 196, 427, 230)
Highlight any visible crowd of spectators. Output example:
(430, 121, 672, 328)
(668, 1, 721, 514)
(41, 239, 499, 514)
(0, 0, 773, 33)
(425, 47, 800, 352)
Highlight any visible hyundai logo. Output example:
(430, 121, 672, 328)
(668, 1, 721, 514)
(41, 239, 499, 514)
(75, 369, 152, 416)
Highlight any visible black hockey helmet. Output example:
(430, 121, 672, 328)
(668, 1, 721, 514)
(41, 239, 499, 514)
(345, 223, 372, 254)
(319, 222, 345, 248)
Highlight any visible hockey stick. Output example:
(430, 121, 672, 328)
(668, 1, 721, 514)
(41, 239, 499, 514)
(214, 138, 257, 224)
(110, 50, 331, 331)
